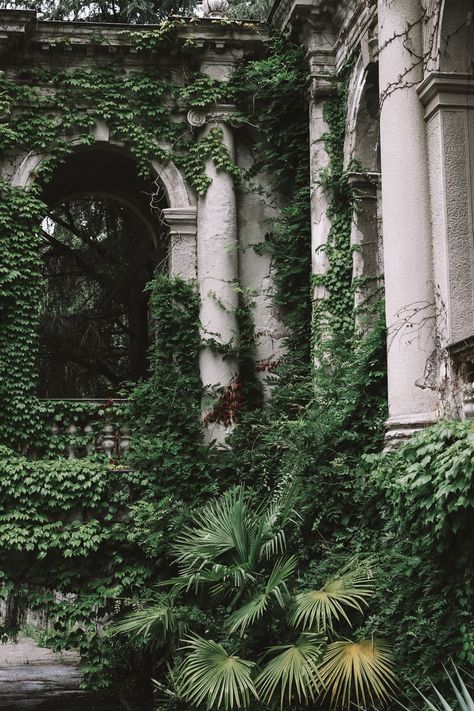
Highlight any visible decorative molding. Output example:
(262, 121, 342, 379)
(308, 46, 336, 99)
(187, 110, 207, 128)
(384, 410, 440, 449)
(162, 207, 197, 236)
(0, 9, 36, 34)
(309, 72, 335, 99)
(449, 336, 474, 359)
(386, 411, 440, 427)
(0, 9, 268, 61)
(347, 171, 380, 200)
(418, 72, 474, 120)
(163, 207, 197, 281)
(207, 103, 239, 124)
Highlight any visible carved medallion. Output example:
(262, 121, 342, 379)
(187, 110, 207, 128)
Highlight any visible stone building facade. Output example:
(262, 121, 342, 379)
(0, 0, 473, 446)
(269, 0, 473, 445)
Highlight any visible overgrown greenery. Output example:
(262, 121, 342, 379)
(0, 276, 208, 690)
(0, 53, 237, 450)
(115, 487, 396, 710)
(0, 18, 472, 711)
(361, 421, 474, 681)
(0, 0, 198, 22)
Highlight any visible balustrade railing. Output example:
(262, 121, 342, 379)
(40, 399, 131, 461)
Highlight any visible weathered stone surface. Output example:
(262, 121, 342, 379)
(0, 638, 141, 710)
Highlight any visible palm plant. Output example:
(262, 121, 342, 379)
(408, 666, 473, 711)
(115, 485, 396, 710)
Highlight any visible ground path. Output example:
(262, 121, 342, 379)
(0, 637, 140, 710)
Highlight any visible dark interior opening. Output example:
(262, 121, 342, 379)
(38, 147, 168, 399)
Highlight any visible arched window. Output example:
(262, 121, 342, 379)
(38, 147, 168, 398)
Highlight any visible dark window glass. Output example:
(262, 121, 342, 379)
(38, 194, 163, 398)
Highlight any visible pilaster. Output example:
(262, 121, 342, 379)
(347, 171, 381, 326)
(162, 207, 197, 281)
(419, 71, 474, 413)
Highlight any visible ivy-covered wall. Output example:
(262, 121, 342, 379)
(0, 9, 471, 706)
(0, 12, 332, 668)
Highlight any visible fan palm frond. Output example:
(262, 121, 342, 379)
(112, 605, 177, 647)
(256, 632, 325, 709)
(227, 591, 269, 636)
(260, 528, 287, 560)
(171, 485, 297, 586)
(292, 561, 374, 632)
(259, 480, 299, 560)
(318, 638, 397, 708)
(157, 566, 227, 596)
(172, 487, 250, 567)
(177, 634, 258, 711)
(409, 665, 474, 711)
(228, 556, 297, 635)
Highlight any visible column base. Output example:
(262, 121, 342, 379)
(384, 410, 439, 450)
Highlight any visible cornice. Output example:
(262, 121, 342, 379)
(418, 71, 474, 120)
(268, 0, 377, 74)
(268, 0, 335, 33)
(0, 10, 268, 62)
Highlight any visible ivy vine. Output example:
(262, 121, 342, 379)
(0, 59, 239, 449)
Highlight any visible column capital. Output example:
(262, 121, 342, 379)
(347, 171, 380, 200)
(307, 42, 336, 99)
(418, 72, 474, 120)
(186, 104, 238, 129)
(310, 72, 336, 99)
(162, 207, 197, 236)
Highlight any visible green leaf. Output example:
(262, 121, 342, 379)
(177, 635, 257, 710)
(292, 560, 374, 632)
(228, 555, 297, 634)
(256, 633, 324, 709)
(112, 605, 177, 648)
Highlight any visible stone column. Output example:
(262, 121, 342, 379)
(378, 0, 439, 446)
(307, 46, 335, 306)
(196, 108, 239, 443)
(347, 171, 381, 328)
(162, 207, 197, 281)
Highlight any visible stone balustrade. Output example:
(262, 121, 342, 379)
(43, 399, 131, 461)
(52, 421, 131, 460)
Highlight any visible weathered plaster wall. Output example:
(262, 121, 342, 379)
(235, 139, 285, 394)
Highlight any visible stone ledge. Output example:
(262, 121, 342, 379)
(0, 9, 269, 64)
(418, 71, 474, 120)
